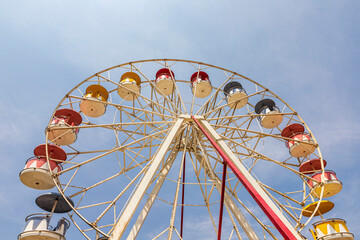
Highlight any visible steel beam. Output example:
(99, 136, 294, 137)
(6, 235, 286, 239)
(192, 116, 303, 240)
(193, 151, 259, 240)
(125, 149, 180, 240)
(109, 118, 184, 240)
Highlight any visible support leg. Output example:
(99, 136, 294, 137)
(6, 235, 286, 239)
(192, 116, 303, 240)
(109, 118, 184, 240)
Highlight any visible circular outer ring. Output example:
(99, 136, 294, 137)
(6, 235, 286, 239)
(46, 59, 325, 239)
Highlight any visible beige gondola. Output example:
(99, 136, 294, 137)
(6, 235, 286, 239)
(19, 144, 66, 190)
(190, 71, 212, 98)
(255, 99, 283, 128)
(223, 81, 248, 109)
(48, 109, 82, 146)
(80, 84, 109, 117)
(117, 72, 141, 101)
(155, 68, 175, 96)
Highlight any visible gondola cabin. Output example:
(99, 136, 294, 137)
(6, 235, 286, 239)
(190, 71, 212, 98)
(80, 84, 109, 118)
(281, 123, 316, 158)
(310, 219, 354, 240)
(223, 81, 248, 109)
(255, 99, 283, 128)
(19, 144, 66, 190)
(117, 72, 141, 101)
(48, 109, 82, 146)
(18, 214, 70, 240)
(307, 170, 342, 199)
(155, 68, 175, 96)
(18, 193, 73, 240)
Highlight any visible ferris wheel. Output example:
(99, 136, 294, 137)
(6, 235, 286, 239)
(18, 59, 354, 240)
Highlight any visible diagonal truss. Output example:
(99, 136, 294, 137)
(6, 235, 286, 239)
(192, 116, 304, 240)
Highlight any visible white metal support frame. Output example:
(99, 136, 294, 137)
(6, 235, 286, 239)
(125, 149, 180, 240)
(109, 118, 184, 240)
(194, 116, 304, 240)
(193, 151, 260, 240)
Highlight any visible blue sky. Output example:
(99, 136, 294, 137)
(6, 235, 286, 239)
(1, 0, 359, 239)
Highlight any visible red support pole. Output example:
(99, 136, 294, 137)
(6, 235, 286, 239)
(191, 116, 300, 240)
(217, 162, 227, 240)
(180, 154, 186, 238)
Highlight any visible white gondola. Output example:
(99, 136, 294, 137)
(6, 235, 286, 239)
(18, 193, 73, 240)
(255, 99, 283, 128)
(18, 214, 69, 240)
(223, 81, 248, 109)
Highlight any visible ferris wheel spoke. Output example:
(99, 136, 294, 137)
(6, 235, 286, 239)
(167, 129, 190, 240)
(117, 110, 174, 135)
(58, 127, 172, 176)
(126, 149, 180, 240)
(116, 110, 174, 141)
(109, 118, 184, 240)
(67, 157, 150, 199)
(187, 152, 218, 235)
(92, 163, 150, 226)
(193, 117, 304, 239)
(191, 149, 260, 240)
(222, 137, 316, 183)
(258, 183, 301, 225)
(193, 133, 253, 239)
(213, 123, 318, 154)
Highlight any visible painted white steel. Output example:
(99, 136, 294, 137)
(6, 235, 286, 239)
(126, 150, 179, 240)
(195, 152, 260, 240)
(198, 118, 303, 240)
(109, 118, 184, 240)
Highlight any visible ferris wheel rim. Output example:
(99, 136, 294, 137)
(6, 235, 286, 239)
(43, 58, 326, 239)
